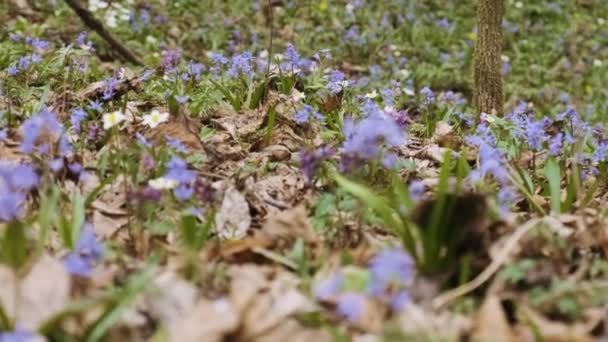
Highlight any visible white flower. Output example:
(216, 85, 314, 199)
(89, 0, 108, 12)
(515, 1, 523, 8)
(102, 111, 126, 130)
(142, 110, 169, 128)
(402, 87, 415, 96)
(598, 18, 606, 25)
(594, 59, 603, 67)
(291, 89, 305, 102)
(149, 177, 178, 190)
(365, 90, 378, 99)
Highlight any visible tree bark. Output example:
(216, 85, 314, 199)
(63, 0, 144, 66)
(474, 0, 504, 116)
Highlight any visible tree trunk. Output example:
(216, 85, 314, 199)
(474, 0, 504, 116)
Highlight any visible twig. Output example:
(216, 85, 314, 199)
(63, 0, 144, 66)
(432, 217, 543, 309)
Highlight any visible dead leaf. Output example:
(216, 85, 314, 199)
(168, 298, 239, 342)
(260, 205, 318, 244)
(0, 255, 70, 330)
(471, 296, 515, 342)
(397, 302, 471, 340)
(214, 185, 251, 239)
(144, 271, 199, 326)
(517, 305, 599, 342)
(92, 211, 128, 238)
(229, 265, 322, 341)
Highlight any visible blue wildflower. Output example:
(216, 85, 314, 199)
(337, 293, 365, 322)
(63, 224, 103, 277)
(0, 328, 41, 342)
(315, 273, 343, 300)
(165, 156, 196, 184)
(548, 133, 563, 156)
(327, 70, 346, 94)
(70, 108, 88, 134)
(165, 136, 188, 153)
(88, 100, 103, 112)
(295, 105, 325, 124)
(367, 248, 413, 296)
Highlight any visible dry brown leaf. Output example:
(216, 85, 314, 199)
(144, 271, 199, 326)
(168, 298, 239, 342)
(92, 211, 128, 238)
(0, 255, 70, 330)
(260, 205, 318, 244)
(471, 296, 515, 342)
(214, 185, 251, 239)
(230, 265, 321, 340)
(88, 175, 128, 216)
(397, 302, 471, 340)
(517, 305, 600, 342)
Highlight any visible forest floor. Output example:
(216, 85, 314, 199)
(1, 0, 608, 341)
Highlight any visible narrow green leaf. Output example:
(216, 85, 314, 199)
(264, 105, 277, 145)
(544, 157, 561, 215)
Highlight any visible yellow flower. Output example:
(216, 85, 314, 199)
(102, 111, 126, 130)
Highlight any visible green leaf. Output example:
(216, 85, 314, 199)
(544, 157, 561, 215)
(264, 105, 277, 145)
(248, 79, 267, 109)
(1, 221, 27, 270)
(198, 125, 215, 142)
(71, 192, 86, 247)
(333, 174, 401, 230)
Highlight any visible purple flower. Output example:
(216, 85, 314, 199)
(29, 38, 50, 51)
(70, 108, 88, 134)
(0, 129, 7, 142)
(337, 293, 365, 322)
(136, 132, 152, 148)
(327, 70, 346, 94)
(165, 135, 188, 153)
(0, 162, 38, 222)
(139, 69, 154, 82)
(102, 77, 119, 100)
(341, 112, 405, 166)
(420, 86, 435, 105)
(173, 184, 194, 201)
(187, 61, 205, 81)
(0, 329, 41, 342)
(409, 180, 425, 201)
(20, 109, 63, 155)
(63, 224, 103, 277)
(161, 49, 183, 72)
(497, 186, 519, 217)
(49, 158, 64, 172)
(8, 32, 21, 42)
(367, 248, 413, 296)
(175, 95, 190, 104)
(88, 100, 103, 111)
(58, 134, 74, 157)
(299, 146, 334, 184)
(7, 65, 18, 76)
(165, 156, 196, 184)
(548, 133, 563, 156)
(227, 51, 254, 78)
(390, 290, 411, 312)
(315, 273, 343, 300)
(295, 105, 325, 123)
(522, 118, 547, 151)
(76, 31, 87, 46)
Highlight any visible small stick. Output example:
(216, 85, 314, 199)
(63, 0, 144, 66)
